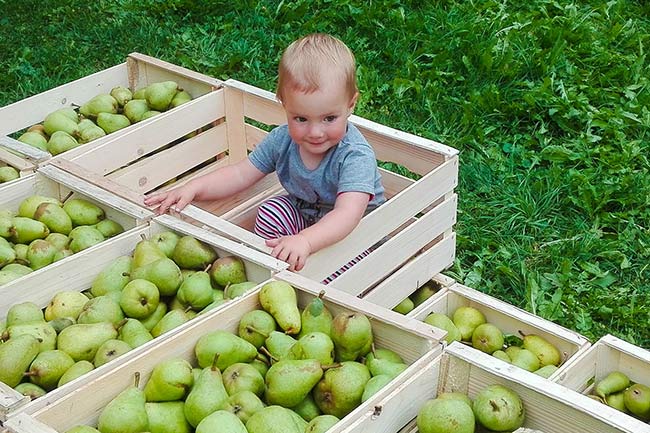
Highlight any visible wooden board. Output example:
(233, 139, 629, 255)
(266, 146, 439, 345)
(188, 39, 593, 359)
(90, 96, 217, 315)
(4, 269, 442, 433)
(0, 215, 286, 421)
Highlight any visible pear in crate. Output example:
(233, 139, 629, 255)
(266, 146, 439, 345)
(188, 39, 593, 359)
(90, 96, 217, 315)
(362, 374, 393, 402)
(150, 230, 180, 257)
(595, 371, 630, 398)
(25, 349, 75, 390)
(521, 333, 562, 367)
(259, 280, 301, 334)
(623, 383, 650, 419)
(184, 357, 229, 427)
(492, 350, 511, 363)
(265, 330, 297, 360)
(423, 312, 461, 344)
(58, 322, 119, 362)
(211, 256, 247, 287)
(288, 332, 335, 365)
(0, 334, 40, 387)
(91, 255, 133, 297)
(452, 306, 486, 341)
(47, 130, 80, 155)
(172, 235, 217, 270)
(18, 195, 62, 218)
(94, 339, 132, 367)
(170, 90, 192, 108)
(238, 309, 277, 348)
(110, 86, 133, 107)
(225, 390, 266, 423)
(131, 257, 182, 297)
(534, 364, 559, 378)
(0, 166, 19, 183)
(265, 359, 324, 407)
(146, 81, 180, 111)
(123, 99, 150, 123)
(177, 270, 213, 309)
(223, 363, 265, 396)
(132, 87, 147, 100)
(225, 281, 257, 299)
(97, 380, 149, 433)
(331, 312, 373, 361)
(63, 198, 106, 226)
(4, 321, 57, 352)
(94, 219, 124, 238)
(144, 358, 194, 402)
(11, 216, 50, 244)
(313, 361, 371, 418)
(118, 318, 153, 348)
(196, 410, 247, 433)
(58, 360, 95, 387)
(6, 301, 44, 326)
(410, 282, 438, 307)
(69, 225, 105, 252)
(151, 309, 189, 337)
(141, 110, 161, 120)
(14, 382, 46, 400)
(0, 239, 16, 267)
(48, 317, 75, 334)
(26, 239, 57, 270)
(392, 297, 414, 315)
(43, 109, 79, 137)
(120, 279, 160, 319)
(17, 131, 48, 151)
(3, 263, 32, 278)
(78, 295, 124, 325)
(97, 112, 131, 134)
(473, 384, 525, 431)
(79, 93, 118, 118)
(365, 349, 407, 379)
(0, 213, 14, 237)
(65, 426, 101, 433)
(46, 232, 70, 250)
(510, 348, 540, 372)
(245, 405, 307, 433)
(132, 238, 167, 270)
(141, 302, 167, 331)
(471, 323, 504, 354)
(146, 401, 192, 433)
(195, 330, 258, 370)
(305, 414, 339, 433)
(417, 397, 475, 433)
(292, 394, 321, 421)
(77, 119, 106, 143)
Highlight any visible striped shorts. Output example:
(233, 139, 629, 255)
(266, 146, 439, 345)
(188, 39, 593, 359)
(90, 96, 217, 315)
(253, 195, 370, 284)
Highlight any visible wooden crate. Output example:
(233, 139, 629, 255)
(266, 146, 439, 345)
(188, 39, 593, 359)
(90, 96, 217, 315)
(0, 52, 222, 165)
(407, 283, 591, 380)
(0, 137, 49, 185)
(0, 214, 286, 421)
(341, 342, 649, 433)
(2, 270, 444, 433)
(48, 78, 459, 297)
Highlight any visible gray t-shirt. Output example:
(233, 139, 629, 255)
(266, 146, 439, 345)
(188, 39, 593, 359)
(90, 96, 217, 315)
(249, 123, 385, 223)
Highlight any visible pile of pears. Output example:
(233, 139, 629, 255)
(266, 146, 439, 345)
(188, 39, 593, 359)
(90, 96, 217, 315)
(423, 306, 563, 378)
(0, 194, 124, 285)
(0, 231, 256, 402)
(15, 80, 192, 156)
(417, 384, 525, 433)
(391, 281, 441, 315)
(64, 281, 409, 433)
(591, 370, 650, 421)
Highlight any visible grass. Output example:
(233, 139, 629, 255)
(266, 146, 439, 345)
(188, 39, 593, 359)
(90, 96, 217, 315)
(1, 0, 649, 345)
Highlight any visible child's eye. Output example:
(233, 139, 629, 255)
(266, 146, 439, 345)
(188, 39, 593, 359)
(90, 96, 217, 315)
(294, 116, 307, 122)
(324, 115, 337, 122)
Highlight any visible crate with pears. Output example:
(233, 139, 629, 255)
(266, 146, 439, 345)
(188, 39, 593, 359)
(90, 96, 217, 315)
(404, 283, 590, 381)
(343, 342, 647, 433)
(0, 53, 222, 171)
(0, 164, 152, 291)
(0, 214, 286, 421)
(45, 79, 458, 298)
(552, 334, 650, 429)
(2, 270, 444, 433)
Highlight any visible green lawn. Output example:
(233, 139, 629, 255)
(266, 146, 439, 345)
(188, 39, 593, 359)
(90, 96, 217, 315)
(1, 0, 649, 345)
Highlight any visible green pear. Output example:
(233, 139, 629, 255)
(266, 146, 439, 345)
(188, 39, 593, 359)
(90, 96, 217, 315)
(196, 410, 247, 433)
(2, 262, 32, 276)
(132, 87, 147, 100)
(238, 309, 277, 348)
(64, 426, 101, 433)
(522, 333, 562, 367)
(133, 238, 167, 270)
(68, 225, 105, 252)
(364, 348, 403, 365)
(26, 239, 57, 270)
(510, 348, 540, 372)
(97, 112, 131, 133)
(288, 332, 335, 365)
(17, 131, 48, 151)
(45, 232, 70, 250)
(34, 202, 72, 234)
(423, 312, 462, 344)
(606, 391, 628, 413)
(259, 280, 301, 334)
(79, 93, 118, 118)
(57, 322, 119, 361)
(14, 382, 46, 400)
(291, 393, 321, 421)
(4, 321, 57, 352)
(119, 318, 154, 348)
(48, 317, 75, 333)
(170, 90, 192, 108)
(0, 240, 16, 267)
(6, 301, 44, 326)
(505, 345, 523, 359)
(141, 110, 161, 120)
(224, 281, 258, 299)
(11, 216, 49, 243)
(392, 297, 414, 315)
(366, 352, 408, 379)
(195, 330, 258, 370)
(298, 293, 333, 338)
(0, 269, 20, 285)
(305, 414, 339, 433)
(43, 109, 79, 136)
(94, 219, 124, 238)
(0, 216, 14, 238)
(141, 302, 167, 331)
(471, 323, 505, 354)
(624, 383, 650, 419)
(78, 295, 124, 325)
(97, 383, 149, 433)
(144, 358, 194, 402)
(184, 357, 229, 427)
(595, 371, 630, 399)
(452, 306, 486, 341)
(58, 360, 95, 387)
(176, 270, 213, 310)
(91, 255, 133, 297)
(120, 279, 160, 319)
(534, 364, 559, 379)
(25, 349, 75, 390)
(63, 198, 106, 226)
(146, 81, 180, 111)
(146, 401, 192, 433)
(492, 350, 511, 363)
(245, 405, 307, 433)
(150, 309, 188, 337)
(171, 236, 217, 270)
(331, 312, 373, 361)
(437, 391, 473, 407)
(225, 390, 266, 423)
(265, 359, 324, 407)
(223, 362, 265, 397)
(0, 166, 20, 183)
(472, 384, 525, 431)
(18, 195, 62, 218)
(210, 256, 247, 287)
(47, 130, 80, 155)
(409, 282, 439, 307)
(124, 99, 150, 123)
(265, 331, 297, 361)
(94, 339, 132, 367)
(78, 122, 106, 143)
(0, 334, 40, 387)
(361, 374, 393, 402)
(44, 290, 89, 320)
(249, 356, 270, 379)
(417, 398, 475, 433)
(313, 361, 371, 418)
(151, 231, 180, 257)
(110, 86, 133, 107)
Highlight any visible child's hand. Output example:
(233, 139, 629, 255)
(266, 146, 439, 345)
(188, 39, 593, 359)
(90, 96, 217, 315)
(265, 234, 312, 272)
(144, 185, 197, 215)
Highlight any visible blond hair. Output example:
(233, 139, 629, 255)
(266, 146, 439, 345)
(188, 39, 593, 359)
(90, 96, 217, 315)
(276, 33, 358, 101)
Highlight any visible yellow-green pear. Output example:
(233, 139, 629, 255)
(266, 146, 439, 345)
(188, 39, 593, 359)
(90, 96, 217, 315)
(91, 255, 133, 297)
(144, 358, 194, 402)
(259, 280, 301, 334)
(150, 309, 188, 337)
(595, 371, 630, 399)
(68, 225, 105, 252)
(141, 110, 161, 120)
(423, 312, 461, 344)
(210, 256, 247, 287)
(79, 94, 118, 118)
(170, 90, 192, 108)
(305, 414, 339, 433)
(78, 121, 106, 143)
(97, 112, 131, 134)
(145, 81, 179, 111)
(195, 330, 258, 370)
(133, 238, 167, 270)
(17, 131, 48, 151)
(45, 232, 70, 250)
(94, 219, 124, 238)
(124, 99, 150, 123)
(10, 216, 50, 243)
(14, 382, 46, 400)
(18, 195, 62, 218)
(57, 322, 119, 361)
(25, 349, 75, 390)
(130, 257, 183, 297)
(120, 279, 160, 319)
(146, 401, 192, 433)
(26, 239, 57, 270)
(63, 198, 106, 226)
(223, 363, 265, 397)
(330, 312, 373, 361)
(313, 361, 371, 418)
(0, 334, 40, 387)
(97, 382, 149, 433)
(45, 290, 89, 320)
(417, 398, 474, 433)
(78, 295, 124, 325)
(472, 384, 524, 431)
(118, 318, 153, 348)
(184, 357, 229, 427)
(265, 359, 324, 407)
(6, 301, 44, 326)
(58, 360, 95, 387)
(452, 306, 486, 341)
(171, 236, 217, 270)
(43, 109, 79, 136)
(522, 333, 562, 367)
(225, 390, 266, 423)
(4, 321, 57, 352)
(197, 410, 247, 433)
(0, 166, 19, 183)
(110, 86, 133, 107)
(93, 339, 132, 367)
(392, 297, 414, 315)
(245, 405, 307, 433)
(47, 130, 80, 155)
(238, 309, 277, 349)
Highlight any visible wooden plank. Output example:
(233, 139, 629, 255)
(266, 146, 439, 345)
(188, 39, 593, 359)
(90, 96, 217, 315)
(126, 52, 223, 91)
(224, 85, 248, 162)
(0, 137, 50, 162)
(0, 147, 36, 173)
(3, 413, 58, 433)
(245, 122, 270, 150)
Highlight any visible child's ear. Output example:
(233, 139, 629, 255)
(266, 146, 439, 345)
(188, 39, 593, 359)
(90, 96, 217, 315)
(348, 91, 359, 111)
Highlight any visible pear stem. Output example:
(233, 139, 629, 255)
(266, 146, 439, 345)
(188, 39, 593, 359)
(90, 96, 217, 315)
(518, 330, 528, 338)
(115, 318, 129, 330)
(134, 371, 141, 388)
(370, 342, 377, 357)
(258, 346, 277, 363)
(246, 325, 269, 338)
(321, 363, 342, 371)
(317, 290, 326, 300)
(255, 352, 270, 365)
(211, 353, 221, 370)
(204, 263, 212, 273)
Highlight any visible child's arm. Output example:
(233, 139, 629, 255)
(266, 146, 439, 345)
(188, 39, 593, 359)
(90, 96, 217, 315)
(265, 191, 370, 271)
(144, 159, 266, 215)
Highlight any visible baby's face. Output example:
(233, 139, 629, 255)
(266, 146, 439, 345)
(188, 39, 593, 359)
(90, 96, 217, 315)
(282, 80, 357, 163)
